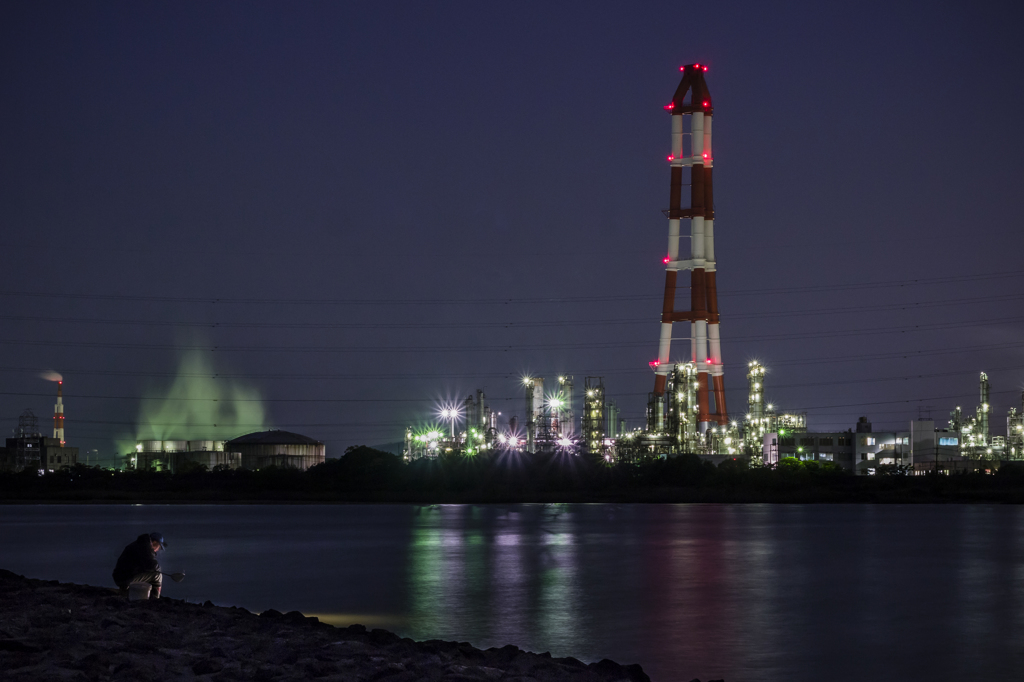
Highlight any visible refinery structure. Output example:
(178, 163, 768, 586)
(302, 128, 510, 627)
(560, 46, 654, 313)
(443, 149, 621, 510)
(404, 365, 1024, 474)
(402, 65, 1024, 474)
(0, 373, 327, 474)
(130, 430, 325, 473)
(1, 377, 79, 473)
(2, 66, 1021, 476)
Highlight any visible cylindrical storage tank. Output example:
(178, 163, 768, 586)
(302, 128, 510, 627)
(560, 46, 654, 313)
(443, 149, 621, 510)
(214, 441, 226, 452)
(224, 430, 326, 471)
(187, 440, 216, 452)
(163, 440, 187, 453)
(140, 440, 163, 453)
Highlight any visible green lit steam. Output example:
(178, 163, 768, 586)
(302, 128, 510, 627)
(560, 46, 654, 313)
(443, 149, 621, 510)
(122, 352, 266, 450)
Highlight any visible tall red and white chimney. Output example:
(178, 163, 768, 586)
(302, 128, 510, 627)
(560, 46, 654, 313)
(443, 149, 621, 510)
(54, 381, 65, 445)
(654, 64, 728, 432)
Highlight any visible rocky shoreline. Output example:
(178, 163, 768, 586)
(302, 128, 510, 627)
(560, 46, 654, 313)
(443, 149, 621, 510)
(0, 569, 650, 681)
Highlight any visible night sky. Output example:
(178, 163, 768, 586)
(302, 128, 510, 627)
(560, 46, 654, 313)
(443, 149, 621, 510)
(3, 1, 1022, 463)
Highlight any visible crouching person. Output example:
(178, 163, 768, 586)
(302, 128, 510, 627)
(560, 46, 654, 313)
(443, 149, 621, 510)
(112, 532, 166, 598)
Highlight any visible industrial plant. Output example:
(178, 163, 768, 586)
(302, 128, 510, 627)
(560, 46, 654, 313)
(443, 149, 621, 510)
(0, 373, 326, 474)
(3, 66, 1019, 479)
(402, 65, 1024, 475)
(403, 365, 1024, 475)
(130, 431, 326, 473)
(0, 377, 79, 473)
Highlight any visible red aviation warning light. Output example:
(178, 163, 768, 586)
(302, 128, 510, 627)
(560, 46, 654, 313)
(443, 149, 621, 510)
(663, 255, 671, 264)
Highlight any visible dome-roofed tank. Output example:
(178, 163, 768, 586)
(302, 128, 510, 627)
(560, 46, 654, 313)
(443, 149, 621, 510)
(224, 430, 325, 471)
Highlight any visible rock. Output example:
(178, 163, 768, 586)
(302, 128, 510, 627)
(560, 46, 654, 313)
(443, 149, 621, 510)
(0, 639, 41, 652)
(193, 658, 224, 674)
(0, 568, 649, 682)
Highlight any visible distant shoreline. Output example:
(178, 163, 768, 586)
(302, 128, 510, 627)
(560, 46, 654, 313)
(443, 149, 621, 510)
(5, 449, 1024, 504)
(3, 487, 1024, 504)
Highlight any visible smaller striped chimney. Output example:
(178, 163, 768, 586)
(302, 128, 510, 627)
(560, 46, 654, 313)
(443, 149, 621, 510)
(54, 381, 65, 445)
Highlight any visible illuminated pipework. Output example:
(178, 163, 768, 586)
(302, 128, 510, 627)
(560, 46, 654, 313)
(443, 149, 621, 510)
(772, 412, 806, 433)
(524, 376, 544, 452)
(606, 401, 621, 439)
(539, 393, 567, 448)
(582, 377, 606, 456)
(743, 362, 767, 453)
(653, 63, 728, 433)
(666, 362, 699, 452)
(557, 375, 575, 437)
(1007, 391, 1024, 459)
(978, 372, 990, 446)
(747, 362, 765, 419)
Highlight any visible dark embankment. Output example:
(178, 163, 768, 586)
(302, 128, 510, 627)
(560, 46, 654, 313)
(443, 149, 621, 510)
(0, 569, 649, 681)
(4, 448, 1024, 503)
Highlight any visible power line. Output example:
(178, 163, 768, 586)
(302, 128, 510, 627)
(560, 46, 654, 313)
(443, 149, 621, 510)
(2, 365, 1021, 405)
(2, 292, 1021, 330)
(1, 313, 1022, 353)
(0, 342, 1020, 383)
(1, 269, 1020, 306)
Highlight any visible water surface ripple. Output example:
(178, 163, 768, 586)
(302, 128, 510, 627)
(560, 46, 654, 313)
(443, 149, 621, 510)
(2, 503, 1022, 681)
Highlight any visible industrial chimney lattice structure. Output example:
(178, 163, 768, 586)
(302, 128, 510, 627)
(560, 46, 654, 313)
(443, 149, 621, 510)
(652, 63, 728, 432)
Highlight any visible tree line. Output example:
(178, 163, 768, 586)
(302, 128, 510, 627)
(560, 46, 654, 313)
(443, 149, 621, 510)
(2, 447, 1024, 503)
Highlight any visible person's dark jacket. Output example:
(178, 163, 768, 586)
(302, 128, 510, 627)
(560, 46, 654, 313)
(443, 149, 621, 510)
(112, 534, 159, 588)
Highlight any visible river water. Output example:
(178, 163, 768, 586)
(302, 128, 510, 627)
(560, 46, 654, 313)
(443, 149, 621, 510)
(1, 504, 1022, 681)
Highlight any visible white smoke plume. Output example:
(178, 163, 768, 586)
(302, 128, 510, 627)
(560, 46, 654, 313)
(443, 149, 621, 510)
(40, 370, 63, 382)
(133, 352, 266, 442)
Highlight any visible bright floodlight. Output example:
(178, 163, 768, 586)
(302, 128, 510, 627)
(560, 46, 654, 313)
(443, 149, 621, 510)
(437, 403, 461, 437)
(557, 437, 573, 448)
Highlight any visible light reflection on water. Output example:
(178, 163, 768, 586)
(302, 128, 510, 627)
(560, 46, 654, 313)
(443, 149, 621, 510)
(2, 503, 1023, 682)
